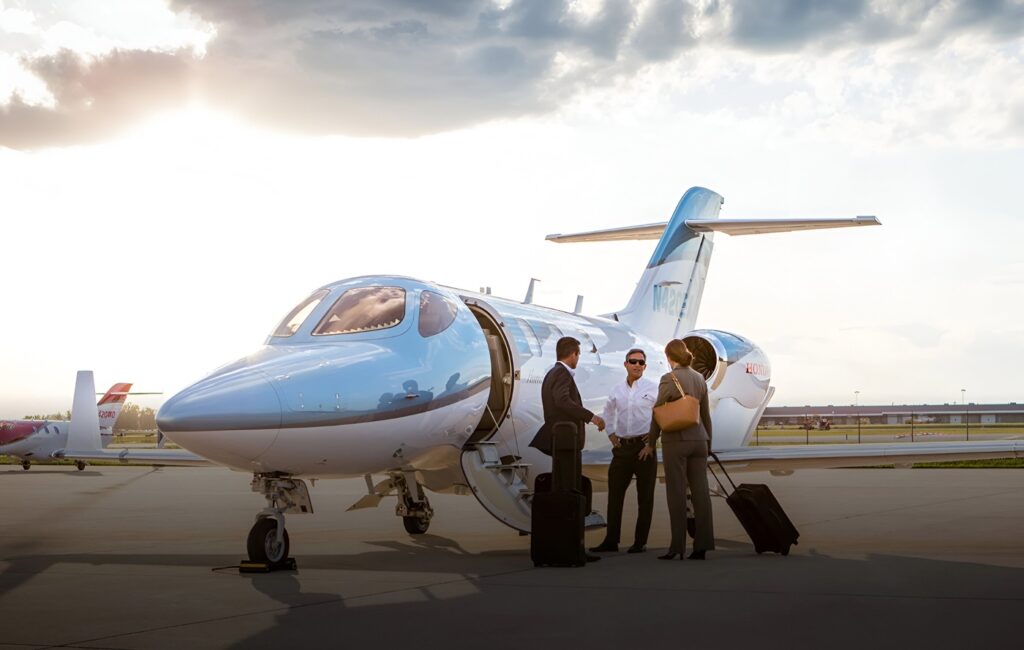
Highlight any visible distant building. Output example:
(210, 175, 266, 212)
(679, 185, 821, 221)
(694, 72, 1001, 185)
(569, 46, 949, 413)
(760, 403, 1024, 426)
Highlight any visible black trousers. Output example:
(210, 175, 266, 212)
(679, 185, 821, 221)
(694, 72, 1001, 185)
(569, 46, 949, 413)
(601, 438, 657, 546)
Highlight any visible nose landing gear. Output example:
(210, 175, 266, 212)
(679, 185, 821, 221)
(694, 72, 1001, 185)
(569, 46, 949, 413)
(392, 471, 433, 535)
(247, 474, 312, 569)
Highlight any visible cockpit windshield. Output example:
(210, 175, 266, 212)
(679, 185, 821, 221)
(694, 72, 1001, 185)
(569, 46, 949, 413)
(313, 287, 407, 336)
(271, 289, 330, 337)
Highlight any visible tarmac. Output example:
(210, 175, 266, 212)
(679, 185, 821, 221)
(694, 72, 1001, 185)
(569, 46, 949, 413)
(1, 465, 1022, 649)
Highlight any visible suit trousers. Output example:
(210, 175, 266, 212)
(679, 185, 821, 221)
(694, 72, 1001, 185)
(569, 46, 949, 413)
(662, 439, 715, 554)
(601, 440, 657, 546)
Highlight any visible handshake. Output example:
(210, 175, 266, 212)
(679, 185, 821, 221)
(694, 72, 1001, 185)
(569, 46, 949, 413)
(590, 415, 606, 431)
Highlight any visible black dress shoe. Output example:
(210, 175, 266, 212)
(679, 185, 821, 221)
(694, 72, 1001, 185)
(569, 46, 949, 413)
(627, 545, 646, 554)
(585, 553, 602, 562)
(687, 550, 706, 560)
(657, 552, 679, 560)
(589, 543, 618, 553)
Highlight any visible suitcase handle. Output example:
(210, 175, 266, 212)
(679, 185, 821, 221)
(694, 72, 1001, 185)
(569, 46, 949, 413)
(708, 452, 737, 493)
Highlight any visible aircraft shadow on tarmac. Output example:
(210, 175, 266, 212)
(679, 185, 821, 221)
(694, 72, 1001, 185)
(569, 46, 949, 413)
(3, 543, 1021, 649)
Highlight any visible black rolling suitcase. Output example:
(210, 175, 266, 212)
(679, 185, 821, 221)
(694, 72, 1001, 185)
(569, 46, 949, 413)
(531, 423, 587, 567)
(709, 453, 799, 556)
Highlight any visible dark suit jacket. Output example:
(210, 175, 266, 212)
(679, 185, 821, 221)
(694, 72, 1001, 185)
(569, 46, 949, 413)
(528, 363, 594, 456)
(647, 366, 712, 446)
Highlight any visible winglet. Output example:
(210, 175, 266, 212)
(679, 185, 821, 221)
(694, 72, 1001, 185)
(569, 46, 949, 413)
(67, 371, 103, 453)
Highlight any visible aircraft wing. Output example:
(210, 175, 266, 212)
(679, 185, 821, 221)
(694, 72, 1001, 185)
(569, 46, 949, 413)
(64, 446, 212, 467)
(582, 439, 1024, 478)
(546, 216, 880, 243)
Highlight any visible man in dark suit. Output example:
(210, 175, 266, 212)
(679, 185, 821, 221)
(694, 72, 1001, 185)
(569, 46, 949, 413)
(529, 337, 605, 563)
(529, 337, 605, 455)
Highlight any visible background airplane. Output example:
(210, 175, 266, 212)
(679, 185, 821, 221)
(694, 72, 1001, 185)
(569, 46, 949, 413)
(66, 186, 1023, 568)
(0, 383, 139, 470)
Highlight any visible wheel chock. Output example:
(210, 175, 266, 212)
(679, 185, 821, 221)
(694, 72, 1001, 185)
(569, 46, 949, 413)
(238, 558, 297, 573)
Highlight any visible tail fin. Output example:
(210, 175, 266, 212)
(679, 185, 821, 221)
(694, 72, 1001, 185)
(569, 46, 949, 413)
(614, 187, 723, 342)
(545, 186, 881, 343)
(68, 371, 103, 453)
(97, 382, 133, 436)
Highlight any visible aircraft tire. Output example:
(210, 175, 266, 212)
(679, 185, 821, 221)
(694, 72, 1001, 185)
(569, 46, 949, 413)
(246, 518, 290, 567)
(75, 461, 86, 471)
(402, 516, 429, 535)
(21, 461, 30, 470)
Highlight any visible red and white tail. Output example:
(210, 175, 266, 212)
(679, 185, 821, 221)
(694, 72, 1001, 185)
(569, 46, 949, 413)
(96, 383, 133, 433)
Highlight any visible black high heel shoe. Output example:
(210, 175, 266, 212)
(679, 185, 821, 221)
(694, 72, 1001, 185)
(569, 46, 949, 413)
(657, 552, 679, 560)
(687, 550, 706, 560)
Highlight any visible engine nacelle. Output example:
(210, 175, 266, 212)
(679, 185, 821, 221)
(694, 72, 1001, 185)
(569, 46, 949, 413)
(682, 329, 773, 449)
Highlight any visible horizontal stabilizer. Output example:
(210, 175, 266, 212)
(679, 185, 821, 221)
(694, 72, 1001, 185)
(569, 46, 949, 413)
(547, 216, 880, 243)
(688, 216, 881, 236)
(546, 222, 667, 243)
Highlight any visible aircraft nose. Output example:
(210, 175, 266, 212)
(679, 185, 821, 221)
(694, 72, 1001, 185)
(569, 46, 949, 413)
(156, 370, 283, 466)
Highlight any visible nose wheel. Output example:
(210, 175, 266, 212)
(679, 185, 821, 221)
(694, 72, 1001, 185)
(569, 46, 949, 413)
(247, 517, 291, 567)
(21, 460, 30, 470)
(75, 460, 86, 471)
(247, 474, 312, 570)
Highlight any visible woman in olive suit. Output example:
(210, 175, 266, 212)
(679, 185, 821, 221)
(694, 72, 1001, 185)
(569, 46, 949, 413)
(640, 339, 715, 560)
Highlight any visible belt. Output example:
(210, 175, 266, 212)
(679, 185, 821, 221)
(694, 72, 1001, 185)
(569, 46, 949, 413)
(617, 436, 646, 445)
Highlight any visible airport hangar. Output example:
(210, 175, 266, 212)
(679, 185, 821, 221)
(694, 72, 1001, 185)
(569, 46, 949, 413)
(761, 402, 1024, 426)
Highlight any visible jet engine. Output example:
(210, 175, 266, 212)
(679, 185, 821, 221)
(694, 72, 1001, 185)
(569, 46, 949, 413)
(681, 329, 774, 449)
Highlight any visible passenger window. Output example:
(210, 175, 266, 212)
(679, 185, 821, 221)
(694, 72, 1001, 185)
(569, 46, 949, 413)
(576, 329, 599, 356)
(313, 287, 407, 336)
(271, 289, 330, 337)
(504, 318, 538, 358)
(418, 291, 459, 337)
(525, 320, 563, 356)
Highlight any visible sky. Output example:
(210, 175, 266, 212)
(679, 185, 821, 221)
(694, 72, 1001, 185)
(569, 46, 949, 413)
(1, 0, 1022, 417)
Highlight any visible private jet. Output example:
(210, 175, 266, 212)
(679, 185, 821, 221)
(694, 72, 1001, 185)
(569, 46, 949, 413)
(1, 383, 139, 470)
(66, 187, 1023, 568)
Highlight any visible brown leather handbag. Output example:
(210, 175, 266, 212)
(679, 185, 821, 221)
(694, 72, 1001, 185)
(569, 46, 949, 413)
(653, 373, 700, 432)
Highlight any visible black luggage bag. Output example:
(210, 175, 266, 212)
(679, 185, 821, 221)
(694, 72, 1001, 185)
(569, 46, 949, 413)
(709, 453, 799, 556)
(531, 423, 587, 567)
(533, 473, 593, 511)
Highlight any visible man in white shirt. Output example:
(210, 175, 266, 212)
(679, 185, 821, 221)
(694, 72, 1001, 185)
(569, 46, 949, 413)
(589, 348, 659, 554)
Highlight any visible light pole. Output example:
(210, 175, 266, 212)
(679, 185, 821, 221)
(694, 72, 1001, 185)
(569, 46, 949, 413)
(962, 388, 969, 441)
(855, 390, 861, 444)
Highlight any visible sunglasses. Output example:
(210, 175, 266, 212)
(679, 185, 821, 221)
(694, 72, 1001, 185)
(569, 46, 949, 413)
(626, 359, 646, 366)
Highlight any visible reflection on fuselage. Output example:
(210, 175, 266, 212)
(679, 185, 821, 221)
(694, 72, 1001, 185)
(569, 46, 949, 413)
(157, 275, 768, 481)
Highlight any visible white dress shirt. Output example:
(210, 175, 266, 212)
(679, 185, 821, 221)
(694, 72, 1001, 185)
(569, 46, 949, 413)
(601, 377, 658, 438)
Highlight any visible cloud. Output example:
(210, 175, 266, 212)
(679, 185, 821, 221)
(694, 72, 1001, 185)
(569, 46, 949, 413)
(0, 47, 196, 148)
(725, 0, 869, 51)
(1, 0, 1024, 148)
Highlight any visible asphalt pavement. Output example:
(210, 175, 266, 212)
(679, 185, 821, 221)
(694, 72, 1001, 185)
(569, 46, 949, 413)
(1, 465, 1021, 649)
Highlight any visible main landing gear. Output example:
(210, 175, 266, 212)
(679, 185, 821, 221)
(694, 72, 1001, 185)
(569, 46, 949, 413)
(246, 474, 313, 569)
(392, 471, 433, 535)
(21, 460, 30, 470)
(75, 460, 86, 471)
